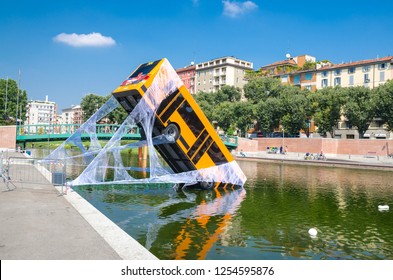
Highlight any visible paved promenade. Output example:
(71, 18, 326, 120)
(235, 151, 393, 170)
(0, 151, 157, 260)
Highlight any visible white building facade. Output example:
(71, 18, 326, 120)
(26, 96, 57, 126)
(316, 56, 393, 90)
(195, 56, 253, 93)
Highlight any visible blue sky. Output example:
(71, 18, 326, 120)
(1, 0, 393, 110)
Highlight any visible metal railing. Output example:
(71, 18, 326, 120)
(4, 156, 67, 192)
(16, 123, 141, 141)
(1, 153, 17, 191)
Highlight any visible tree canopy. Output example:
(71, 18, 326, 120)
(374, 80, 393, 131)
(194, 76, 393, 138)
(80, 93, 128, 124)
(0, 78, 28, 125)
(342, 86, 375, 138)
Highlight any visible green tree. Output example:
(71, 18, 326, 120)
(233, 101, 255, 137)
(80, 93, 107, 121)
(374, 80, 393, 131)
(255, 98, 282, 133)
(280, 88, 310, 135)
(311, 87, 344, 137)
(215, 85, 242, 103)
(0, 78, 28, 125)
(194, 91, 215, 121)
(214, 101, 237, 133)
(343, 86, 375, 138)
(105, 94, 128, 124)
(243, 76, 282, 104)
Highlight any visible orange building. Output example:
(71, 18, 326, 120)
(259, 54, 319, 92)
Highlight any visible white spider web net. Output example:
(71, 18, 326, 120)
(45, 59, 246, 188)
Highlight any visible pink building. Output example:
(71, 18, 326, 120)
(176, 64, 196, 94)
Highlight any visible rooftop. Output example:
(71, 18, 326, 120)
(317, 55, 393, 71)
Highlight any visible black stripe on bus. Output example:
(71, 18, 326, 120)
(158, 92, 184, 123)
(215, 182, 227, 190)
(187, 129, 209, 159)
(179, 136, 189, 150)
(206, 142, 228, 165)
(192, 136, 213, 165)
(156, 89, 179, 117)
(177, 101, 205, 138)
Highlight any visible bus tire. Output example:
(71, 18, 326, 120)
(164, 123, 180, 140)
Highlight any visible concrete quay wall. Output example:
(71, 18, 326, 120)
(237, 137, 393, 156)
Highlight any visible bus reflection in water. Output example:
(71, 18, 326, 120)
(145, 188, 246, 259)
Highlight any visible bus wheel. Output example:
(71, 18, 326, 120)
(201, 180, 214, 189)
(164, 123, 180, 140)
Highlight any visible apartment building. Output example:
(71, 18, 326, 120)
(26, 96, 57, 126)
(315, 56, 393, 139)
(176, 64, 196, 94)
(316, 56, 393, 90)
(195, 56, 253, 93)
(61, 104, 83, 124)
(257, 54, 393, 139)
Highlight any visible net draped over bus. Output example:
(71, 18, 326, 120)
(45, 59, 246, 188)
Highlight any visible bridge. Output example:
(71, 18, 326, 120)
(16, 124, 238, 150)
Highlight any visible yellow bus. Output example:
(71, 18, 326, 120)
(112, 58, 245, 189)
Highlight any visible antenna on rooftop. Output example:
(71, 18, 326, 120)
(286, 53, 291, 59)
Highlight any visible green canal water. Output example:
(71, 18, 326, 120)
(70, 159, 393, 260)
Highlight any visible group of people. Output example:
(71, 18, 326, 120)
(304, 151, 326, 161)
(266, 146, 287, 154)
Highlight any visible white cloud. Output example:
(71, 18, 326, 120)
(222, 1, 258, 18)
(53, 32, 116, 47)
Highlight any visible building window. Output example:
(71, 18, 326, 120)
(348, 67, 355, 74)
(364, 73, 370, 83)
(294, 75, 301, 85)
(380, 71, 385, 82)
(321, 79, 328, 88)
(334, 77, 341, 86)
(322, 71, 328, 77)
(362, 66, 370, 72)
(305, 85, 312, 91)
(305, 73, 312, 80)
(349, 75, 354, 85)
(334, 69, 341, 75)
(281, 75, 288, 82)
(378, 63, 386, 70)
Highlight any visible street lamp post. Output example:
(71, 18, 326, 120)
(282, 126, 284, 154)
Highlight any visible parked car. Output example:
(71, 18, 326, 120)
(248, 132, 265, 139)
(267, 131, 300, 138)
